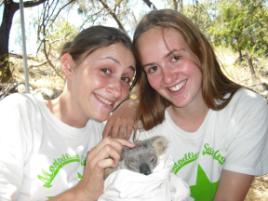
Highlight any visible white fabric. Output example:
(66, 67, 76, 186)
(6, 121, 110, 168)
(135, 89, 268, 200)
(98, 155, 190, 201)
(0, 93, 104, 201)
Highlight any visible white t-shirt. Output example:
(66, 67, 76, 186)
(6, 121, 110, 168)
(0, 93, 104, 201)
(136, 89, 268, 201)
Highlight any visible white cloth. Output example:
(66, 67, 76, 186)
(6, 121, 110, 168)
(135, 88, 268, 200)
(0, 93, 104, 201)
(98, 155, 190, 201)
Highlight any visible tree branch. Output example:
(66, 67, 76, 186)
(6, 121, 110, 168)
(23, 0, 47, 8)
(142, 0, 157, 10)
(99, 0, 126, 31)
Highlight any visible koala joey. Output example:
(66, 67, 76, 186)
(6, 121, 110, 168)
(105, 136, 168, 178)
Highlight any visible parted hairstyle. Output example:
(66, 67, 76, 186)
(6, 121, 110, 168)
(60, 25, 140, 89)
(133, 9, 241, 130)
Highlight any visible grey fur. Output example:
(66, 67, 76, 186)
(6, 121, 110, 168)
(105, 136, 168, 178)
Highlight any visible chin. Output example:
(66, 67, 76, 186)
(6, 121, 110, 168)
(93, 114, 109, 122)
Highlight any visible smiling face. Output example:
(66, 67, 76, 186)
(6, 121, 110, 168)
(136, 27, 203, 110)
(65, 42, 135, 123)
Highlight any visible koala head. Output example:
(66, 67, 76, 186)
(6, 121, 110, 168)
(121, 136, 168, 175)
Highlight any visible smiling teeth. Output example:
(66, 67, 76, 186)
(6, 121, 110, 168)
(169, 81, 185, 92)
(97, 95, 112, 106)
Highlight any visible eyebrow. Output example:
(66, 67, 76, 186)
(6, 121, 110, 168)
(104, 56, 136, 73)
(142, 48, 186, 68)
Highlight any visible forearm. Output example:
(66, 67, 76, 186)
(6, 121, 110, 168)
(213, 170, 254, 201)
(103, 84, 140, 139)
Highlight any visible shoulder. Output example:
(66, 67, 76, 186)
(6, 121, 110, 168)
(0, 93, 43, 118)
(225, 88, 267, 115)
(232, 88, 267, 106)
(0, 93, 40, 107)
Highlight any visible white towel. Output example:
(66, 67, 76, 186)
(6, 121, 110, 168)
(98, 155, 190, 201)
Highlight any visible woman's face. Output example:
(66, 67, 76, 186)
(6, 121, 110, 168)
(136, 27, 203, 109)
(66, 43, 135, 122)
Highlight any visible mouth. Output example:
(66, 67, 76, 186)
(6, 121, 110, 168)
(168, 79, 187, 92)
(94, 93, 114, 110)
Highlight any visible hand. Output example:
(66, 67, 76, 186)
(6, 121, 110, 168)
(103, 99, 138, 140)
(75, 137, 135, 200)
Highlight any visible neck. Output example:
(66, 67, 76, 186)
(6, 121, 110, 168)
(169, 98, 209, 132)
(46, 92, 88, 128)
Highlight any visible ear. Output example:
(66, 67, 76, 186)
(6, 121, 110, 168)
(151, 136, 168, 155)
(60, 53, 75, 78)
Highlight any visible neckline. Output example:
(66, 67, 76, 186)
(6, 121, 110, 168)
(165, 107, 211, 137)
(33, 95, 91, 137)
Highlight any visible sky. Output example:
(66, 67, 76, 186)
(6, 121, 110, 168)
(0, 0, 175, 55)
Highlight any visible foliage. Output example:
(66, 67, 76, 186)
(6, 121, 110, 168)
(44, 20, 78, 59)
(183, 1, 214, 39)
(209, 0, 268, 57)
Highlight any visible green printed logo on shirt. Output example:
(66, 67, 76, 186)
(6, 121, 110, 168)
(202, 143, 225, 165)
(172, 143, 225, 201)
(37, 153, 86, 188)
(172, 152, 199, 174)
(190, 165, 219, 201)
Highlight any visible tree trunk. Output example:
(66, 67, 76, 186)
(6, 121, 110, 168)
(238, 48, 243, 63)
(0, 0, 19, 82)
(0, 0, 47, 83)
(245, 51, 257, 80)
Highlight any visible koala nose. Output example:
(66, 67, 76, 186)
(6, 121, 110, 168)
(139, 163, 151, 175)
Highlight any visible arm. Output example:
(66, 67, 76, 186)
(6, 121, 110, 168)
(49, 138, 134, 201)
(103, 85, 139, 139)
(213, 170, 254, 201)
(213, 90, 268, 201)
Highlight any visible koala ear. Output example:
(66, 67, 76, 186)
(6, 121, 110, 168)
(151, 136, 168, 155)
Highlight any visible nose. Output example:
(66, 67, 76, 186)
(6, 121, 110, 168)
(139, 163, 151, 175)
(162, 66, 175, 85)
(106, 79, 122, 99)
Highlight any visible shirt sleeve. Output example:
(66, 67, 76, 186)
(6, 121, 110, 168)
(0, 93, 40, 200)
(223, 89, 268, 176)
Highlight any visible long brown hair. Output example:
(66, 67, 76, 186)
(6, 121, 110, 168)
(133, 9, 241, 130)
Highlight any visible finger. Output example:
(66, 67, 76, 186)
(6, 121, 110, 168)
(89, 143, 121, 168)
(109, 119, 121, 138)
(103, 119, 114, 138)
(90, 138, 134, 162)
(116, 123, 130, 140)
(126, 123, 134, 140)
(97, 157, 117, 169)
(111, 123, 123, 138)
(115, 138, 135, 148)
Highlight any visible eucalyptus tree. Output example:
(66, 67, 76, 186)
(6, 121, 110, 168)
(0, 0, 47, 82)
(209, 0, 268, 79)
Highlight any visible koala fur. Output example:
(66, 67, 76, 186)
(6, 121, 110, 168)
(105, 136, 168, 178)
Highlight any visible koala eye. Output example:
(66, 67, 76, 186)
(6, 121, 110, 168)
(150, 156, 157, 164)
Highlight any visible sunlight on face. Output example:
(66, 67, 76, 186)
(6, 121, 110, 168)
(65, 43, 136, 124)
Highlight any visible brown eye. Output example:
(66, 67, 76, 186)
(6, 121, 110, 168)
(121, 76, 131, 84)
(171, 54, 181, 63)
(101, 68, 112, 75)
(146, 65, 158, 74)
